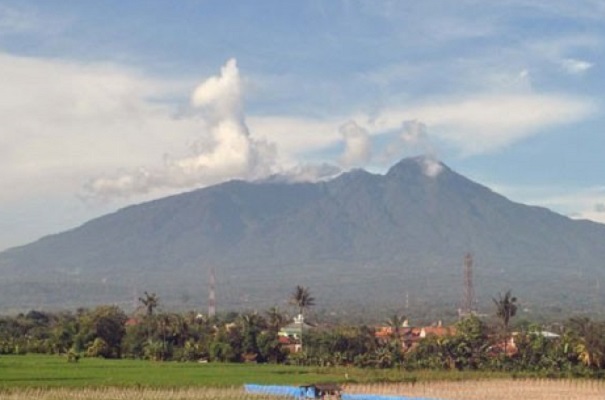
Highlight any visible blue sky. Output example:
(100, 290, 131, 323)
(1, 0, 605, 251)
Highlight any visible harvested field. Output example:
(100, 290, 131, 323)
(345, 379, 605, 400)
(0, 380, 604, 400)
(0, 387, 251, 400)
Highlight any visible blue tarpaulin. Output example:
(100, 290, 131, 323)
(245, 384, 306, 397)
(244, 384, 442, 400)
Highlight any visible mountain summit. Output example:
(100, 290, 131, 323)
(1, 157, 605, 318)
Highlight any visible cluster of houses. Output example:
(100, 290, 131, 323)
(277, 315, 457, 354)
(373, 321, 456, 352)
(277, 315, 560, 356)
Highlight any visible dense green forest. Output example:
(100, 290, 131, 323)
(1, 289, 604, 377)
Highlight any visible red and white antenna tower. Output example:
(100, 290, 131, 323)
(461, 253, 475, 317)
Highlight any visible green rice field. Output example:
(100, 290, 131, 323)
(0, 355, 339, 388)
(1, 355, 604, 400)
(0, 354, 533, 389)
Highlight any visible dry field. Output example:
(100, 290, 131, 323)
(0, 380, 604, 400)
(345, 379, 605, 400)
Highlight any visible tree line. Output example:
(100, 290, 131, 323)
(0, 287, 604, 377)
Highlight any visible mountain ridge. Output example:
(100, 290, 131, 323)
(1, 157, 604, 319)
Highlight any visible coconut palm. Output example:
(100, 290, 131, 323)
(138, 291, 159, 317)
(386, 313, 407, 338)
(265, 307, 286, 333)
(289, 285, 315, 352)
(493, 290, 518, 331)
(493, 290, 518, 354)
(238, 312, 265, 357)
(289, 285, 315, 317)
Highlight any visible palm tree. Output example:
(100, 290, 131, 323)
(138, 291, 159, 344)
(289, 285, 315, 352)
(289, 285, 315, 318)
(492, 290, 518, 354)
(493, 290, 518, 330)
(239, 312, 265, 357)
(138, 291, 159, 317)
(386, 313, 407, 338)
(266, 307, 286, 333)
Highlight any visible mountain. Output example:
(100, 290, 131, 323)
(2, 157, 605, 320)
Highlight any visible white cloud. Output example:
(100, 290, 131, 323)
(247, 115, 343, 158)
(560, 58, 594, 75)
(373, 94, 597, 155)
(338, 120, 371, 168)
(191, 59, 243, 120)
(379, 120, 443, 177)
(0, 52, 203, 202)
(86, 58, 278, 199)
(248, 92, 597, 167)
(535, 187, 605, 225)
(490, 183, 605, 225)
(380, 120, 433, 163)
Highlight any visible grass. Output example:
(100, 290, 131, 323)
(1, 355, 604, 399)
(0, 354, 553, 389)
(0, 355, 336, 388)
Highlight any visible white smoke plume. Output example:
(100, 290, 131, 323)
(276, 162, 341, 183)
(383, 120, 443, 177)
(338, 120, 372, 168)
(420, 156, 443, 178)
(86, 59, 277, 199)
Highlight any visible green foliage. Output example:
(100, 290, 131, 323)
(138, 292, 159, 317)
(80, 306, 128, 358)
(66, 348, 80, 363)
(256, 331, 286, 363)
(144, 340, 172, 361)
(1, 303, 605, 378)
(567, 317, 605, 369)
(302, 326, 379, 367)
(86, 338, 110, 358)
(493, 290, 518, 330)
(289, 286, 315, 316)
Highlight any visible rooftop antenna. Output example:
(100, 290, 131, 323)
(208, 267, 216, 318)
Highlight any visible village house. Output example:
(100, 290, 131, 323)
(374, 321, 457, 352)
(488, 330, 561, 356)
(278, 314, 315, 353)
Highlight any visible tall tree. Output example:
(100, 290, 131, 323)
(289, 285, 315, 352)
(289, 285, 315, 317)
(138, 292, 159, 317)
(239, 312, 266, 359)
(493, 290, 518, 330)
(492, 290, 518, 354)
(266, 307, 286, 333)
(81, 305, 127, 358)
(385, 313, 406, 338)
